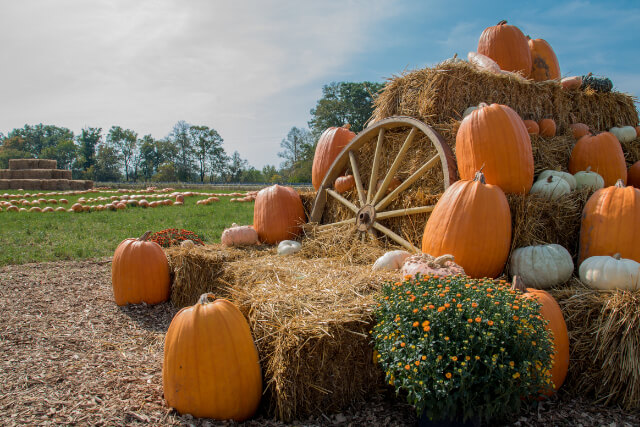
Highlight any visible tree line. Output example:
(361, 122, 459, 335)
(0, 81, 384, 183)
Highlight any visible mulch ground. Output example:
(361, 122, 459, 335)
(0, 259, 638, 426)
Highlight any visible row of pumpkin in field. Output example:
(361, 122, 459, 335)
(469, 20, 613, 92)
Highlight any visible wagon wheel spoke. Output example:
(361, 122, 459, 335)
(375, 153, 440, 211)
(376, 205, 436, 220)
(315, 217, 356, 231)
(372, 221, 417, 252)
(326, 189, 359, 213)
(367, 228, 378, 241)
(348, 150, 366, 206)
(371, 126, 417, 205)
(366, 128, 385, 204)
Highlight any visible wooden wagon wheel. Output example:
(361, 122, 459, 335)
(309, 116, 457, 252)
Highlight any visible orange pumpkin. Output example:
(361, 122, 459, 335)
(175, 194, 184, 203)
(570, 123, 590, 140)
(421, 170, 511, 278)
(569, 132, 627, 186)
(628, 161, 640, 189)
(311, 124, 355, 190)
(512, 276, 569, 394)
(477, 20, 531, 76)
(163, 294, 262, 421)
(111, 231, 170, 305)
(636, 126, 640, 138)
(456, 103, 534, 194)
(528, 38, 561, 81)
(538, 119, 556, 137)
(334, 174, 355, 194)
(523, 120, 539, 135)
(253, 184, 306, 244)
(578, 180, 640, 264)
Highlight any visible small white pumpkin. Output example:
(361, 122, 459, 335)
(221, 225, 259, 247)
(372, 250, 412, 271)
(538, 170, 577, 190)
(579, 253, 640, 291)
(530, 175, 571, 200)
(574, 166, 605, 190)
(181, 239, 195, 249)
(277, 240, 302, 256)
(509, 244, 574, 289)
(609, 126, 637, 144)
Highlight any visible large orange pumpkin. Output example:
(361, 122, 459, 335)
(163, 294, 262, 421)
(578, 180, 640, 264)
(111, 231, 170, 305)
(421, 170, 511, 278)
(512, 276, 569, 394)
(253, 184, 306, 244)
(528, 37, 561, 81)
(569, 132, 627, 186)
(628, 161, 640, 189)
(311, 124, 355, 190)
(456, 103, 534, 194)
(477, 20, 532, 76)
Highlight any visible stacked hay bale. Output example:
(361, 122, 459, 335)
(0, 159, 93, 190)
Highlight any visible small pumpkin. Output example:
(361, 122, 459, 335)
(334, 175, 355, 194)
(523, 120, 539, 135)
(477, 20, 531, 76)
(111, 231, 170, 306)
(561, 76, 582, 90)
(372, 250, 412, 271)
(528, 37, 561, 81)
(312, 124, 356, 190)
(538, 170, 577, 190)
(574, 166, 604, 190)
(538, 119, 556, 137)
(467, 51, 501, 73)
(221, 225, 259, 247)
(569, 132, 627, 186)
(579, 253, 640, 291)
(253, 184, 306, 244)
(570, 123, 590, 140)
(609, 126, 637, 143)
(509, 244, 573, 288)
(376, 176, 402, 194)
(400, 254, 465, 279)
(163, 294, 262, 420)
(175, 194, 184, 203)
(530, 175, 571, 200)
(512, 276, 569, 393)
(277, 240, 302, 256)
(628, 161, 640, 189)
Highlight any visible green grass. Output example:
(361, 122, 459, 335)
(0, 189, 255, 266)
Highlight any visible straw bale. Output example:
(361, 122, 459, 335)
(41, 179, 68, 191)
(9, 179, 42, 190)
(12, 169, 55, 179)
(164, 244, 272, 308)
(0, 179, 9, 190)
(620, 136, 640, 167)
(56, 180, 71, 191)
(224, 255, 396, 421)
(70, 180, 86, 190)
(52, 169, 72, 179)
(530, 133, 575, 175)
(37, 159, 57, 169)
(551, 285, 640, 410)
(372, 60, 638, 136)
(0, 170, 8, 179)
(82, 179, 94, 189)
(9, 159, 39, 170)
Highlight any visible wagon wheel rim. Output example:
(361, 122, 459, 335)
(309, 116, 457, 252)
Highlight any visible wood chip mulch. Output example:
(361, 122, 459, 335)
(0, 259, 638, 426)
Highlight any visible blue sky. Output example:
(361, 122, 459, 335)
(0, 0, 638, 169)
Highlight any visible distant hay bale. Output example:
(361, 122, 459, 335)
(52, 169, 72, 179)
(9, 179, 43, 190)
(16, 169, 55, 179)
(0, 170, 9, 179)
(37, 159, 57, 169)
(82, 180, 94, 190)
(551, 285, 640, 410)
(9, 159, 39, 170)
(0, 180, 9, 190)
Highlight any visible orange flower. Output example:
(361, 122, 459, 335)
(444, 336, 450, 341)
(400, 342, 406, 347)
(412, 321, 419, 327)
(422, 355, 427, 361)
(513, 315, 519, 321)
(457, 304, 462, 308)
(444, 303, 450, 308)
(429, 304, 435, 309)
(445, 372, 452, 379)
(413, 308, 419, 313)
(422, 320, 430, 327)
(437, 306, 445, 312)
(415, 360, 420, 366)
(475, 317, 481, 323)
(451, 356, 458, 361)
(487, 320, 494, 326)
(405, 364, 411, 370)
(467, 318, 473, 323)
(423, 326, 431, 332)
(471, 302, 478, 308)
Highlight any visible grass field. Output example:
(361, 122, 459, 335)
(0, 188, 255, 266)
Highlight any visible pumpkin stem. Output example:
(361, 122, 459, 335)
(613, 253, 621, 260)
(546, 176, 554, 183)
(615, 179, 625, 188)
(498, 20, 507, 25)
(342, 124, 351, 130)
(428, 254, 455, 268)
(198, 293, 216, 305)
(139, 231, 152, 241)
(585, 166, 592, 173)
(511, 275, 527, 293)
(473, 168, 486, 184)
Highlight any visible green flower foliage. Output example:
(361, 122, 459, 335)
(372, 274, 554, 423)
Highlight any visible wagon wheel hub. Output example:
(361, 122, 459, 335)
(356, 204, 376, 232)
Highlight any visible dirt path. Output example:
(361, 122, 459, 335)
(0, 259, 638, 426)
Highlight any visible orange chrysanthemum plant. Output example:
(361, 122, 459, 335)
(372, 274, 554, 424)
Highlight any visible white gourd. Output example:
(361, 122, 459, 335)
(509, 244, 574, 288)
(579, 254, 640, 291)
(530, 175, 571, 200)
(574, 167, 605, 190)
(277, 240, 302, 255)
(538, 170, 577, 190)
(373, 250, 412, 271)
(609, 126, 637, 143)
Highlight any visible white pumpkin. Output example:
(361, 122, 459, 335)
(372, 250, 412, 271)
(538, 170, 577, 190)
(277, 240, 302, 256)
(574, 167, 605, 190)
(509, 244, 574, 289)
(579, 254, 640, 291)
(221, 225, 259, 247)
(467, 52, 501, 73)
(530, 175, 571, 200)
(609, 126, 637, 144)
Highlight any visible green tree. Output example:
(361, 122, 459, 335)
(77, 127, 102, 171)
(262, 164, 277, 182)
(308, 81, 384, 138)
(40, 139, 77, 169)
(170, 121, 194, 181)
(152, 162, 178, 182)
(0, 136, 32, 168)
(189, 125, 224, 183)
(107, 126, 138, 181)
(94, 144, 122, 182)
(8, 124, 74, 157)
(227, 151, 248, 182)
(240, 167, 263, 183)
(278, 126, 314, 183)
